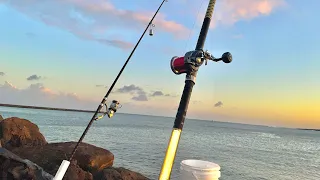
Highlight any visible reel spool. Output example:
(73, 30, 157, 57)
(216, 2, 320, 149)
(170, 51, 232, 75)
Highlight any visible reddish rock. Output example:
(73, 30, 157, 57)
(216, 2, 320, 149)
(93, 167, 150, 180)
(0, 117, 149, 180)
(0, 117, 47, 150)
(11, 142, 114, 175)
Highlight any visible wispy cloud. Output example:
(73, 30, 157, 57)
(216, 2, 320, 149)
(0, 0, 189, 50)
(0, 81, 96, 109)
(26, 74, 42, 81)
(96, 84, 108, 88)
(0, 72, 5, 76)
(196, 0, 286, 29)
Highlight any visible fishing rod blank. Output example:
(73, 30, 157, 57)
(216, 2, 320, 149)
(158, 0, 232, 179)
(54, 1, 168, 179)
(67, 0, 168, 162)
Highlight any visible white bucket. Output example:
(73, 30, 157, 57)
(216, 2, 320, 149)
(179, 159, 221, 180)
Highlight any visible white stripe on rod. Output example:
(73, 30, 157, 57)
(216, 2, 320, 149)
(53, 160, 70, 180)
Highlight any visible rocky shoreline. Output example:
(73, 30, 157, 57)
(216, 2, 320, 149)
(0, 116, 150, 180)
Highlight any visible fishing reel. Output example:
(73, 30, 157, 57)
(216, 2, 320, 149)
(95, 100, 122, 120)
(170, 50, 232, 75)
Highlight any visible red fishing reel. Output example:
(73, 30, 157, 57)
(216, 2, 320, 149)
(170, 50, 232, 75)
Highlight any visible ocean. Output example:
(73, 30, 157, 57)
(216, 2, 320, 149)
(0, 106, 319, 180)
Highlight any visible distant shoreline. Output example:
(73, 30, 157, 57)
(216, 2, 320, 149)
(0, 103, 95, 113)
(297, 128, 320, 131)
(0, 103, 319, 131)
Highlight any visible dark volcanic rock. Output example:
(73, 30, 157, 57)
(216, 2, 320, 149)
(0, 117, 47, 150)
(11, 142, 114, 176)
(93, 167, 150, 180)
(0, 147, 53, 180)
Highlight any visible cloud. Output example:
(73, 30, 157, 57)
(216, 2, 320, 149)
(96, 84, 108, 88)
(116, 84, 148, 101)
(0, 0, 189, 50)
(149, 90, 178, 98)
(165, 93, 179, 97)
(214, 101, 223, 107)
(0, 72, 5, 76)
(96, 39, 134, 50)
(196, 0, 286, 29)
(151, 91, 164, 97)
(26, 74, 42, 81)
(132, 93, 148, 101)
(0, 81, 97, 110)
(116, 84, 143, 94)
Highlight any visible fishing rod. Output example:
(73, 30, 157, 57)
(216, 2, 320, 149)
(53, 0, 168, 179)
(158, 0, 232, 179)
(68, 0, 168, 162)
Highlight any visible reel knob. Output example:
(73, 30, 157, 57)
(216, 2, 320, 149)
(221, 52, 232, 63)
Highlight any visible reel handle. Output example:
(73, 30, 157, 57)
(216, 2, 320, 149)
(203, 51, 232, 64)
(213, 52, 232, 63)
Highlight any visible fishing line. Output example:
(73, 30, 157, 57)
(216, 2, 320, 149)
(67, 0, 168, 162)
(183, 0, 206, 53)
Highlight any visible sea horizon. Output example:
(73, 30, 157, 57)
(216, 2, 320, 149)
(0, 103, 318, 132)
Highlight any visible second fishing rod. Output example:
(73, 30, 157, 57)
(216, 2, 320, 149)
(53, 1, 168, 179)
(66, 0, 168, 162)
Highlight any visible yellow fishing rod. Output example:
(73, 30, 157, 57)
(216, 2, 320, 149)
(159, 0, 233, 179)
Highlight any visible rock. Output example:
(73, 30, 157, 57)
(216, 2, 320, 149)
(11, 142, 114, 176)
(0, 114, 3, 121)
(93, 167, 150, 180)
(0, 117, 47, 150)
(0, 147, 53, 180)
(0, 116, 148, 180)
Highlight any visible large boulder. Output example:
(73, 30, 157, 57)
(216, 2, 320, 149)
(11, 142, 114, 175)
(93, 167, 150, 180)
(0, 147, 53, 180)
(0, 117, 47, 150)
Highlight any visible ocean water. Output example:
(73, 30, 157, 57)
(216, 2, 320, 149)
(1, 106, 319, 180)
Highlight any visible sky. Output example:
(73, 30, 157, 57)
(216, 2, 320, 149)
(0, 0, 319, 129)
